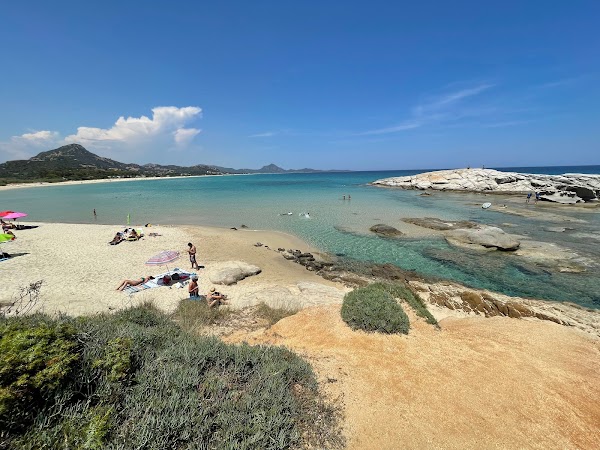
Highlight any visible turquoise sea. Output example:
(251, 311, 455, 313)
(2, 166, 599, 308)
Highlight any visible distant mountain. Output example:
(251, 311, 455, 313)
(0, 144, 344, 184)
(0, 144, 223, 182)
(212, 163, 340, 174)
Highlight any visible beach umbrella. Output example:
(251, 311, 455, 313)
(145, 250, 180, 273)
(146, 250, 180, 266)
(0, 211, 14, 217)
(2, 212, 27, 220)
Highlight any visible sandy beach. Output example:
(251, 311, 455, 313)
(2, 221, 600, 449)
(0, 222, 343, 316)
(0, 174, 245, 192)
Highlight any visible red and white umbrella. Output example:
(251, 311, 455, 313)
(145, 250, 180, 266)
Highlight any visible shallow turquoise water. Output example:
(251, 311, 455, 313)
(2, 170, 599, 308)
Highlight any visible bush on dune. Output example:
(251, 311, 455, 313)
(341, 284, 410, 334)
(0, 304, 343, 450)
(341, 282, 438, 334)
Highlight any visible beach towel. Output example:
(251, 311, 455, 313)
(122, 268, 196, 295)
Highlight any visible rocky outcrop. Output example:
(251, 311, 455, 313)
(372, 168, 600, 203)
(446, 226, 521, 250)
(235, 282, 346, 310)
(404, 217, 521, 251)
(369, 224, 404, 237)
(402, 217, 478, 231)
(409, 280, 600, 337)
(207, 261, 262, 285)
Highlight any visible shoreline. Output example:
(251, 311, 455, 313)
(0, 173, 254, 192)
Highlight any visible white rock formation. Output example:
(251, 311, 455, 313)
(371, 168, 600, 203)
(207, 261, 262, 285)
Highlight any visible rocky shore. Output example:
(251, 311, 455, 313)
(371, 168, 600, 203)
(270, 244, 600, 337)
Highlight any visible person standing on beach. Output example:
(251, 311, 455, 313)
(526, 193, 532, 203)
(187, 242, 200, 270)
(534, 192, 540, 204)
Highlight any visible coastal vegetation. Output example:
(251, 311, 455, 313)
(341, 282, 438, 334)
(0, 304, 342, 449)
(341, 284, 411, 334)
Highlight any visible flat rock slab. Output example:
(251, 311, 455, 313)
(369, 224, 404, 237)
(446, 226, 521, 251)
(403, 217, 478, 231)
(235, 282, 346, 310)
(207, 260, 261, 285)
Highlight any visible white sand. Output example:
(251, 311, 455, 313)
(1, 222, 345, 316)
(0, 174, 248, 192)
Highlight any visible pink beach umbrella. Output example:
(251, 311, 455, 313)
(145, 250, 180, 272)
(2, 212, 27, 220)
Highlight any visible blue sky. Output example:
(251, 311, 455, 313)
(0, 1, 598, 170)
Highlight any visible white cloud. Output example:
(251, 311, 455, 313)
(64, 106, 202, 145)
(249, 131, 276, 138)
(0, 106, 203, 163)
(359, 83, 494, 135)
(19, 130, 60, 143)
(174, 128, 201, 145)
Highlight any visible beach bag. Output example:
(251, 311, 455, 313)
(171, 273, 181, 281)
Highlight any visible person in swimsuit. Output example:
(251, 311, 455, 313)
(188, 275, 199, 298)
(207, 287, 229, 307)
(116, 275, 154, 291)
(187, 242, 199, 269)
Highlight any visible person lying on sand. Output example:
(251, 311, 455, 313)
(109, 232, 124, 245)
(207, 287, 229, 308)
(116, 275, 154, 291)
(127, 229, 140, 241)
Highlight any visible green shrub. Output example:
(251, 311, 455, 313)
(371, 282, 438, 326)
(0, 316, 79, 432)
(1, 305, 343, 449)
(341, 284, 410, 334)
(172, 298, 231, 334)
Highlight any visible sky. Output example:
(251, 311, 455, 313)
(0, 1, 598, 170)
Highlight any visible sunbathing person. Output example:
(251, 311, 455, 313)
(207, 287, 229, 307)
(116, 275, 154, 291)
(128, 229, 139, 240)
(109, 232, 124, 245)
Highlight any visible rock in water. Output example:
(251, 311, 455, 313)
(446, 226, 521, 251)
(208, 261, 262, 285)
(371, 168, 600, 203)
(369, 224, 405, 237)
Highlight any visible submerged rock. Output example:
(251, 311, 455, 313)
(369, 224, 404, 237)
(403, 217, 478, 231)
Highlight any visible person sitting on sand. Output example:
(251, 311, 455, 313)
(116, 275, 154, 291)
(4, 229, 16, 240)
(128, 229, 139, 240)
(207, 287, 229, 308)
(188, 275, 199, 298)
